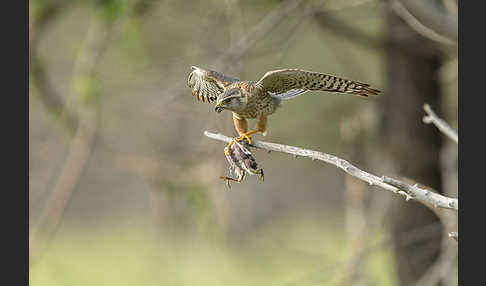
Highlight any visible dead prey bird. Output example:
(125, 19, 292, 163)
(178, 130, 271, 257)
(220, 138, 264, 188)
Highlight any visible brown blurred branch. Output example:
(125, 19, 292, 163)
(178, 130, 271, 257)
(312, 7, 456, 55)
(332, 109, 375, 286)
(30, 14, 118, 264)
(29, 1, 72, 46)
(30, 1, 79, 133)
(333, 177, 369, 285)
(413, 228, 458, 286)
(30, 56, 79, 133)
(441, 0, 457, 15)
(204, 131, 458, 212)
(423, 104, 458, 144)
(132, 0, 154, 17)
(29, 112, 98, 262)
(312, 8, 436, 54)
(313, 10, 382, 51)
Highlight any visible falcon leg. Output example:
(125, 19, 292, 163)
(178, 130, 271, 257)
(225, 115, 249, 155)
(235, 114, 267, 145)
(224, 115, 267, 155)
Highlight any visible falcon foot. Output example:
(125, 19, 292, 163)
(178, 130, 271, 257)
(224, 130, 259, 155)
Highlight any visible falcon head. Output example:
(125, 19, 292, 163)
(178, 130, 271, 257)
(214, 88, 247, 113)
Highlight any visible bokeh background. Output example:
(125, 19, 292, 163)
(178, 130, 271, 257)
(29, 0, 458, 285)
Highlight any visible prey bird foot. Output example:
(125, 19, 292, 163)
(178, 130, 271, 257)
(219, 176, 232, 189)
(220, 175, 243, 189)
(258, 169, 264, 181)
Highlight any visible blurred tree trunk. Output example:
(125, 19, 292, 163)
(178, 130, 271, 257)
(382, 8, 444, 286)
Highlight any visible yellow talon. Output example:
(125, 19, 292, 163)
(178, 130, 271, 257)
(236, 129, 259, 146)
(238, 134, 252, 145)
(225, 130, 259, 156)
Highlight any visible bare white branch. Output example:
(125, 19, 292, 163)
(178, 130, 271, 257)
(381, 176, 458, 210)
(448, 232, 458, 241)
(423, 104, 458, 144)
(204, 131, 458, 212)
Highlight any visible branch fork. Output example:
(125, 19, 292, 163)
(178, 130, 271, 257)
(204, 130, 458, 212)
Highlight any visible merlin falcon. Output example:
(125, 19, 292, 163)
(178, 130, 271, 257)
(187, 66, 380, 154)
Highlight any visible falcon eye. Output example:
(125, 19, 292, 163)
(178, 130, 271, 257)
(224, 98, 231, 104)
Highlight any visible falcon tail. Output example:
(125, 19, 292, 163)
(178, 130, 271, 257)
(273, 81, 381, 101)
(309, 76, 381, 98)
(344, 81, 381, 97)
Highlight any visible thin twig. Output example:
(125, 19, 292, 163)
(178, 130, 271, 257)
(448, 232, 458, 242)
(312, 4, 456, 55)
(204, 131, 458, 212)
(312, 10, 382, 51)
(423, 104, 458, 143)
(214, 0, 310, 67)
(391, 0, 456, 46)
(393, 0, 458, 44)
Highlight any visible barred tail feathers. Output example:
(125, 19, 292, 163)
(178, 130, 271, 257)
(259, 69, 381, 100)
(304, 74, 381, 98)
(340, 80, 381, 97)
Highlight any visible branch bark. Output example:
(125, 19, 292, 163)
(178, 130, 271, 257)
(423, 103, 458, 144)
(203, 131, 458, 212)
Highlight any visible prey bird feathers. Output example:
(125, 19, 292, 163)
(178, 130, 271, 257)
(187, 66, 381, 153)
(221, 138, 264, 188)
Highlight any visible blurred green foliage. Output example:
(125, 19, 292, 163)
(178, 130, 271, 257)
(74, 76, 101, 105)
(30, 218, 397, 286)
(95, 0, 129, 23)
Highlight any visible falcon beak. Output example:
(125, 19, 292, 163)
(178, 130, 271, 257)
(215, 103, 224, 113)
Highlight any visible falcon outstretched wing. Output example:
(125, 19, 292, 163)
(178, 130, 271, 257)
(187, 66, 240, 103)
(256, 69, 381, 100)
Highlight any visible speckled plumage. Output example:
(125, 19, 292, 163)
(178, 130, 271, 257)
(187, 66, 380, 137)
(223, 81, 279, 119)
